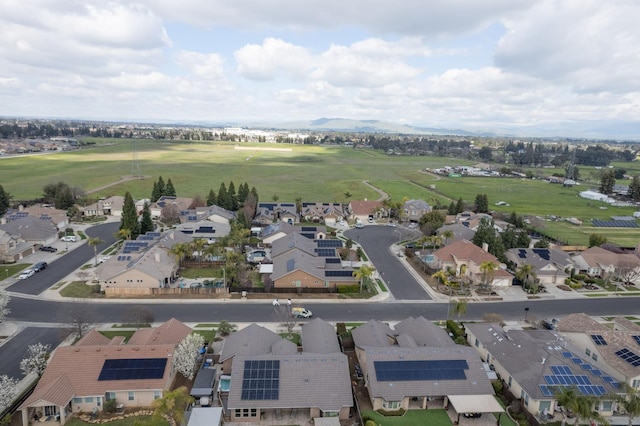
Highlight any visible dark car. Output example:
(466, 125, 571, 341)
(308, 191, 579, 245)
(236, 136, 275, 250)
(39, 246, 57, 253)
(33, 261, 48, 272)
(464, 413, 482, 418)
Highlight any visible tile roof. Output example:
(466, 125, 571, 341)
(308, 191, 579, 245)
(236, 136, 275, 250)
(127, 318, 192, 346)
(302, 318, 341, 354)
(433, 239, 499, 265)
(219, 324, 283, 362)
(394, 317, 455, 348)
(349, 200, 383, 216)
(76, 330, 111, 346)
(351, 320, 395, 348)
(227, 353, 352, 412)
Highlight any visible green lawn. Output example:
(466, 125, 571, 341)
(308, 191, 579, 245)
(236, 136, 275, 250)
(363, 409, 452, 426)
(59, 281, 103, 298)
(99, 330, 136, 342)
(1, 263, 31, 279)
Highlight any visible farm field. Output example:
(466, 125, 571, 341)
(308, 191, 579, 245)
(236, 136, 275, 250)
(1, 138, 639, 246)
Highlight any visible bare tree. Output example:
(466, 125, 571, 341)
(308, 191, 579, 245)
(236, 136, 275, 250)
(161, 203, 180, 225)
(272, 305, 296, 338)
(615, 259, 640, 286)
(121, 305, 155, 328)
(58, 303, 98, 338)
(173, 334, 204, 380)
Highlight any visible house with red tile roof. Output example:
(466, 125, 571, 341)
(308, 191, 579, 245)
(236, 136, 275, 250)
(347, 200, 388, 223)
(18, 319, 191, 425)
(430, 239, 512, 288)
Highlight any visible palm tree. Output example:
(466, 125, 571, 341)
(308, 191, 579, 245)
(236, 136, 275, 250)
(87, 237, 103, 266)
(613, 383, 640, 426)
(451, 299, 468, 324)
(192, 238, 207, 261)
(479, 261, 497, 292)
(116, 228, 132, 241)
(516, 263, 537, 293)
(555, 387, 602, 426)
(440, 229, 454, 246)
(152, 386, 194, 425)
(170, 242, 189, 267)
(353, 265, 373, 293)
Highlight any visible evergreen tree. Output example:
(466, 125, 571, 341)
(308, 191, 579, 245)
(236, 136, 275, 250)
(164, 178, 176, 196)
(447, 201, 457, 215)
(250, 186, 259, 204)
(472, 218, 505, 261)
(217, 183, 228, 209)
(206, 189, 217, 206)
(474, 194, 489, 213)
(140, 202, 154, 234)
(54, 185, 75, 210)
(237, 182, 249, 205)
(516, 230, 531, 248)
(628, 175, 640, 202)
(227, 181, 238, 210)
(455, 197, 465, 214)
(599, 169, 615, 195)
(120, 192, 140, 240)
(0, 185, 12, 216)
(151, 181, 160, 202)
(156, 176, 166, 199)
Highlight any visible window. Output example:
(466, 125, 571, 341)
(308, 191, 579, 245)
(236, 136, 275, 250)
(84, 397, 93, 403)
(633, 379, 640, 388)
(97, 398, 101, 407)
(154, 391, 161, 400)
(508, 376, 512, 387)
(539, 401, 551, 413)
(475, 338, 479, 347)
(323, 411, 339, 417)
(382, 400, 400, 410)
(105, 392, 116, 401)
(524, 394, 529, 406)
(601, 401, 613, 412)
(128, 391, 134, 401)
(586, 348, 591, 356)
(73, 398, 82, 404)
(235, 409, 257, 418)
(592, 353, 598, 361)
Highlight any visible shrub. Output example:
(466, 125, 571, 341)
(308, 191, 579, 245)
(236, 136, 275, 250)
(492, 380, 503, 394)
(446, 320, 464, 339)
(104, 399, 117, 413)
(336, 323, 348, 338)
(569, 281, 583, 289)
(376, 408, 406, 417)
(365, 421, 377, 426)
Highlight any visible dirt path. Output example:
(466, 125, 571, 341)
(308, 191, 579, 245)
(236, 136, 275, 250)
(86, 175, 149, 195)
(362, 180, 389, 202)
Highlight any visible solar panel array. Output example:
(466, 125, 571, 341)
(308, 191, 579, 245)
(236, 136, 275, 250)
(196, 226, 215, 233)
(123, 241, 148, 254)
(98, 358, 167, 381)
(540, 365, 608, 396)
(616, 348, 640, 366)
(592, 220, 638, 228)
(325, 270, 353, 277)
(517, 249, 527, 259)
(325, 257, 341, 264)
(315, 239, 343, 248)
(633, 336, 640, 346)
(315, 248, 336, 257)
(532, 248, 551, 260)
(591, 334, 607, 346)
(301, 226, 317, 232)
(241, 360, 280, 400)
(374, 360, 469, 382)
(117, 255, 132, 261)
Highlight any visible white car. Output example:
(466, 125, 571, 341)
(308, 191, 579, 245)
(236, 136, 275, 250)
(61, 235, 77, 242)
(19, 269, 35, 279)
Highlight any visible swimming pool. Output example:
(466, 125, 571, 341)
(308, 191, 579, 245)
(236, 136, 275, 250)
(218, 374, 231, 392)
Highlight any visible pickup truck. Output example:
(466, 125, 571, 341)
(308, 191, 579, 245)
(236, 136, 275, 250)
(291, 307, 313, 319)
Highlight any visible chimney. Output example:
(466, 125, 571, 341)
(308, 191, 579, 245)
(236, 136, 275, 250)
(155, 252, 160, 262)
(482, 242, 489, 252)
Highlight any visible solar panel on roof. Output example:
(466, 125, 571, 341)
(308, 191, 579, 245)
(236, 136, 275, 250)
(591, 334, 607, 346)
(539, 385, 554, 396)
(562, 351, 573, 358)
(374, 360, 468, 382)
(315, 239, 343, 248)
(633, 336, 640, 346)
(325, 270, 354, 277)
(518, 249, 526, 259)
(533, 248, 551, 260)
(325, 257, 341, 264)
(98, 358, 167, 381)
(300, 233, 315, 239)
(301, 227, 316, 232)
(241, 360, 279, 401)
(616, 348, 640, 366)
(315, 248, 336, 257)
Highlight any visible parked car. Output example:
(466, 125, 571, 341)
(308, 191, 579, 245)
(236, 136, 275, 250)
(291, 307, 313, 318)
(39, 246, 57, 252)
(18, 269, 35, 279)
(464, 413, 482, 418)
(355, 222, 364, 229)
(33, 261, 48, 272)
(61, 235, 77, 242)
(368, 217, 374, 223)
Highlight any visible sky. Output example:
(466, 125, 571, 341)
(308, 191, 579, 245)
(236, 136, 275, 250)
(0, 0, 639, 138)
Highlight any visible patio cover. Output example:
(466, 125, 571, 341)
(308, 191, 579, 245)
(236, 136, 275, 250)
(448, 395, 505, 414)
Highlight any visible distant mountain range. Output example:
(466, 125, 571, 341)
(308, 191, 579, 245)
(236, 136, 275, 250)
(272, 117, 640, 141)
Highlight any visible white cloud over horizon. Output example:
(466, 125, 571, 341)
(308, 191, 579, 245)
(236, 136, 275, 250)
(0, 0, 638, 138)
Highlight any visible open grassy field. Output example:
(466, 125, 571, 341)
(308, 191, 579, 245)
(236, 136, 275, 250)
(2, 138, 639, 245)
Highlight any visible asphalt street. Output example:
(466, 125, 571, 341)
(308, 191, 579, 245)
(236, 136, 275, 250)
(7, 221, 120, 295)
(0, 327, 71, 379)
(344, 225, 427, 300)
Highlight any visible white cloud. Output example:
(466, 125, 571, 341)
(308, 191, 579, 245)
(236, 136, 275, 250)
(175, 51, 225, 79)
(235, 38, 313, 81)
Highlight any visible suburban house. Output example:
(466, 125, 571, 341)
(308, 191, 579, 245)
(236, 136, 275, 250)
(455, 212, 507, 233)
(94, 230, 179, 292)
(220, 320, 353, 422)
(466, 322, 620, 420)
(81, 196, 125, 218)
(348, 200, 387, 223)
(351, 317, 503, 419)
(0, 229, 32, 263)
(177, 205, 236, 225)
(18, 319, 192, 425)
(429, 240, 513, 288)
(15, 205, 69, 230)
(571, 246, 640, 279)
(269, 233, 355, 290)
(253, 202, 299, 225)
(402, 199, 431, 222)
(300, 202, 346, 226)
(505, 248, 573, 285)
(150, 196, 195, 219)
(261, 223, 328, 246)
(557, 313, 640, 388)
(0, 214, 59, 249)
(174, 219, 231, 242)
